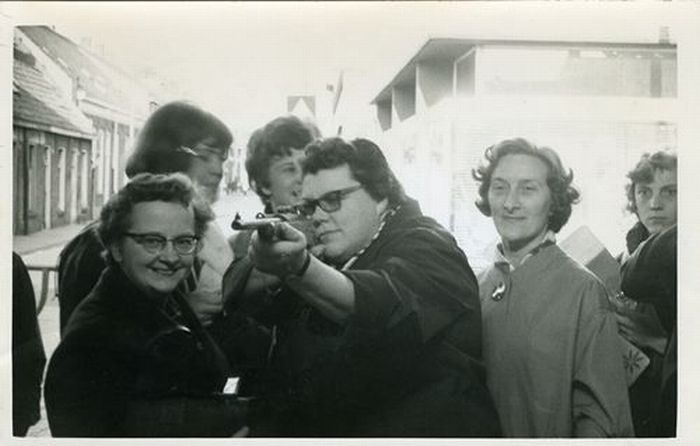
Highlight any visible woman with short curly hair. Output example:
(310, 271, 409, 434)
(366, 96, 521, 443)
(45, 173, 246, 437)
(473, 138, 633, 437)
(621, 150, 677, 260)
(614, 149, 677, 437)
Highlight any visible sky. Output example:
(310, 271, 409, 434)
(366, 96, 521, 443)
(4, 1, 696, 141)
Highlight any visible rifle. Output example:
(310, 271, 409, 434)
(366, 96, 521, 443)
(230, 206, 309, 241)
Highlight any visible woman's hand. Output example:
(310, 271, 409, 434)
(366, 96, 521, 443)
(249, 222, 355, 323)
(184, 290, 224, 326)
(248, 223, 308, 279)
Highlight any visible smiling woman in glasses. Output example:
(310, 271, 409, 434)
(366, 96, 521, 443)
(45, 173, 247, 437)
(57, 100, 234, 338)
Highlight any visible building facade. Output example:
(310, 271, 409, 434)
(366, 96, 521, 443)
(13, 44, 95, 235)
(372, 38, 677, 269)
(16, 26, 155, 222)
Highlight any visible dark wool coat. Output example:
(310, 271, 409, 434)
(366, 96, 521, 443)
(45, 267, 245, 437)
(57, 221, 105, 334)
(12, 252, 46, 436)
(214, 198, 501, 437)
(621, 225, 677, 437)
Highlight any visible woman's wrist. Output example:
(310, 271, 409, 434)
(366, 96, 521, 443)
(281, 249, 311, 282)
(292, 249, 311, 278)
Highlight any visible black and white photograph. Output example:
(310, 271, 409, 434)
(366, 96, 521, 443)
(3, 1, 699, 442)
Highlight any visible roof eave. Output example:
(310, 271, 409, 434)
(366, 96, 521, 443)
(370, 37, 677, 104)
(13, 117, 94, 140)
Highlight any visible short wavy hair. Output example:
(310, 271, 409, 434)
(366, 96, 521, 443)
(472, 138, 580, 233)
(245, 115, 317, 205)
(625, 150, 677, 214)
(125, 101, 233, 177)
(302, 137, 406, 207)
(97, 173, 214, 265)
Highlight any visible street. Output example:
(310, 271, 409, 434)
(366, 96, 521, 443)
(16, 190, 262, 437)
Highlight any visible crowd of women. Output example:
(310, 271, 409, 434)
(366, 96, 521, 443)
(13, 100, 677, 438)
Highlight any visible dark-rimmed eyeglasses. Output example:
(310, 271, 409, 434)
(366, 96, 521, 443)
(123, 232, 200, 255)
(177, 145, 229, 163)
(297, 184, 363, 217)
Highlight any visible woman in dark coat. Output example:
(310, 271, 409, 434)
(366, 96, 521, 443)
(12, 252, 46, 436)
(620, 225, 677, 437)
(614, 151, 677, 436)
(45, 173, 245, 437)
(217, 137, 500, 437)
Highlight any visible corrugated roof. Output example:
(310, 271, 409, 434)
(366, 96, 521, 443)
(13, 48, 94, 137)
(19, 25, 128, 107)
(372, 37, 677, 104)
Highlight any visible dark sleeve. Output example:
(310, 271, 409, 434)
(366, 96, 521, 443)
(231, 230, 253, 260)
(46, 328, 247, 437)
(208, 256, 273, 376)
(12, 252, 47, 436)
(44, 330, 130, 437)
(344, 227, 480, 345)
(222, 255, 258, 313)
(125, 308, 248, 438)
(298, 227, 483, 426)
(621, 226, 677, 334)
(57, 225, 106, 333)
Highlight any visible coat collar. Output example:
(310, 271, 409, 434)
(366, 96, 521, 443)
(97, 266, 179, 321)
(625, 220, 650, 255)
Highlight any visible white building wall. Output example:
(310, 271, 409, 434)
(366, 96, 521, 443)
(379, 57, 678, 272)
(449, 104, 677, 271)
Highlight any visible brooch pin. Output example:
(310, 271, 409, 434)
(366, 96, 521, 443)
(491, 282, 507, 301)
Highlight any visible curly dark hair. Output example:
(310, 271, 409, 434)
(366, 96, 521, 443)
(97, 173, 214, 264)
(472, 138, 580, 233)
(245, 115, 317, 205)
(125, 101, 233, 177)
(624, 150, 677, 214)
(302, 137, 406, 207)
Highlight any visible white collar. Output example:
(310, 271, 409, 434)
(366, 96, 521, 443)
(494, 230, 557, 272)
